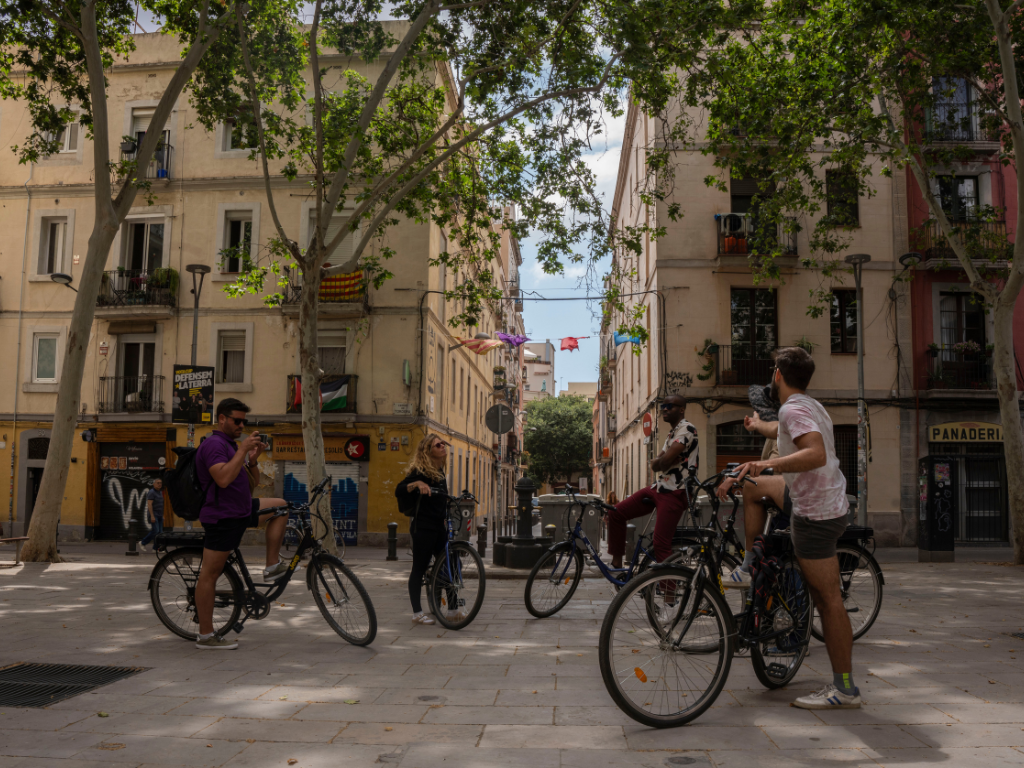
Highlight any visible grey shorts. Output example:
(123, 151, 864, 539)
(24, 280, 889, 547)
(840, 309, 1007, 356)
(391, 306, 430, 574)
(790, 512, 848, 560)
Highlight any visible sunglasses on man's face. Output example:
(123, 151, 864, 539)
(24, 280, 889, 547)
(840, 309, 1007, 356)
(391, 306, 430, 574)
(229, 417, 248, 426)
(659, 403, 681, 411)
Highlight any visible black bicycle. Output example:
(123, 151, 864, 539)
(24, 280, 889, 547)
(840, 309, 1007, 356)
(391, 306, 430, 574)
(426, 491, 486, 630)
(598, 471, 813, 727)
(524, 485, 665, 618)
(677, 466, 883, 642)
(149, 476, 377, 646)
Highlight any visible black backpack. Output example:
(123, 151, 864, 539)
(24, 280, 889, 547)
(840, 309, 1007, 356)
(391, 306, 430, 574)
(164, 446, 214, 521)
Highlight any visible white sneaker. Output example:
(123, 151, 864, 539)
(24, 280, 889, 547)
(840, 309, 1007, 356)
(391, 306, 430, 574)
(262, 561, 288, 581)
(723, 567, 751, 589)
(139, 545, 148, 553)
(412, 613, 436, 625)
(792, 684, 862, 710)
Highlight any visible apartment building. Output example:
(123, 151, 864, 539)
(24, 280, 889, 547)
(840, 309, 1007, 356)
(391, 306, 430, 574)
(523, 340, 556, 401)
(0, 31, 525, 545)
(598, 100, 1024, 548)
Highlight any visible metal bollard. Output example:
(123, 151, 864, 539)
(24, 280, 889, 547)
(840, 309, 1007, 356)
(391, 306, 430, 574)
(625, 523, 636, 555)
(477, 524, 488, 557)
(126, 531, 140, 557)
(544, 523, 557, 541)
(386, 522, 398, 561)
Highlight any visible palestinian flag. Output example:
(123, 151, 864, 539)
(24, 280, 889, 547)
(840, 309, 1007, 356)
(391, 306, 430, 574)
(320, 376, 351, 411)
(291, 375, 351, 412)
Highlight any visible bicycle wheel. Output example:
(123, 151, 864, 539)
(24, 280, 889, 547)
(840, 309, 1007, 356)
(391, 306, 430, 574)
(308, 553, 377, 646)
(525, 544, 583, 618)
(662, 540, 746, 625)
(150, 547, 243, 640)
(811, 544, 883, 642)
(428, 542, 485, 630)
(599, 565, 733, 728)
(750, 557, 812, 689)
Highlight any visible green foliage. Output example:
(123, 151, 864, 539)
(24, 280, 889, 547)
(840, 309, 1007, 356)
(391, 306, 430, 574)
(522, 395, 594, 486)
(695, 338, 717, 382)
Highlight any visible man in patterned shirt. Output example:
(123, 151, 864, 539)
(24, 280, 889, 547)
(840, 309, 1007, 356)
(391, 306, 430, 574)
(717, 347, 859, 710)
(606, 394, 697, 569)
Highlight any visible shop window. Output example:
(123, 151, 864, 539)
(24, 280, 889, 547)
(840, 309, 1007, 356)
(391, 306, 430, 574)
(830, 290, 858, 354)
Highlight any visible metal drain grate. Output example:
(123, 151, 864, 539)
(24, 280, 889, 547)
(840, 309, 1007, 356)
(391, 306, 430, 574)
(0, 663, 148, 708)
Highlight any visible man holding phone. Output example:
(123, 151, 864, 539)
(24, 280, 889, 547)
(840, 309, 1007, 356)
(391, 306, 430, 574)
(193, 398, 288, 649)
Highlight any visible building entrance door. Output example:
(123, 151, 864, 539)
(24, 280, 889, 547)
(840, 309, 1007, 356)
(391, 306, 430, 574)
(927, 442, 1007, 543)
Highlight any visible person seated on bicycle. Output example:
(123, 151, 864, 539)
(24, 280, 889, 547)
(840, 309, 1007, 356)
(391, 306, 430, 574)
(193, 398, 289, 650)
(395, 433, 453, 626)
(606, 394, 697, 569)
(716, 347, 861, 710)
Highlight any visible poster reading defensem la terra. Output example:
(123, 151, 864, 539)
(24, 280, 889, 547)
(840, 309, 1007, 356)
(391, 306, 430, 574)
(172, 365, 215, 425)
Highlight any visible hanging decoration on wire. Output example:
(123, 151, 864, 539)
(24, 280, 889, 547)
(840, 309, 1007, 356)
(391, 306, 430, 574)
(454, 337, 505, 355)
(613, 332, 641, 346)
(496, 332, 530, 347)
(559, 336, 590, 352)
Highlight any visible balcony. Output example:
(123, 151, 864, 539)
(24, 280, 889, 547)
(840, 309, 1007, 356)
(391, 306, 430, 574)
(716, 213, 797, 257)
(914, 220, 1013, 264)
(95, 269, 177, 319)
(286, 374, 358, 414)
(926, 350, 993, 391)
(98, 375, 165, 413)
(926, 103, 1000, 148)
(120, 138, 173, 180)
(281, 268, 365, 316)
(607, 414, 618, 435)
(713, 344, 775, 386)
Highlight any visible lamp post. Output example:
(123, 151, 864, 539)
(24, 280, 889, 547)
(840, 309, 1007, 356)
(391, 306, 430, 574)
(184, 264, 211, 450)
(844, 253, 871, 527)
(50, 273, 78, 292)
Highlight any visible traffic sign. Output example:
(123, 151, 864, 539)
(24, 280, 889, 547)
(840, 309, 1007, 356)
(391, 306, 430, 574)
(642, 412, 653, 437)
(486, 403, 515, 434)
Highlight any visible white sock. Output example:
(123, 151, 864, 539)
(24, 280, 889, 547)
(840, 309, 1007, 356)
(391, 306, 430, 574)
(413, 611, 425, 619)
(198, 632, 215, 640)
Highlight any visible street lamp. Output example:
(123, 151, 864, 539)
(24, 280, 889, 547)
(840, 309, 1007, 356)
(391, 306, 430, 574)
(50, 273, 78, 292)
(844, 253, 871, 527)
(182, 265, 211, 532)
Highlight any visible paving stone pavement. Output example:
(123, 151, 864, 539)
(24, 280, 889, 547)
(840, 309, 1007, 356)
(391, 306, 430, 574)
(1, 545, 1023, 768)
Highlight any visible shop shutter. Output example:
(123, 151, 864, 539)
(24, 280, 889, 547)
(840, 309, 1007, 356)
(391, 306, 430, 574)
(283, 462, 360, 546)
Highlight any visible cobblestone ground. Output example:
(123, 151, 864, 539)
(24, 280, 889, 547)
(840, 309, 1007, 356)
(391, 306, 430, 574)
(1, 544, 1023, 768)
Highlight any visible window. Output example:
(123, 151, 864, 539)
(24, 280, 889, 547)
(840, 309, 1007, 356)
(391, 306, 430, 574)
(39, 218, 69, 275)
(826, 169, 859, 226)
(217, 331, 246, 383)
(830, 290, 858, 354)
(939, 292, 986, 348)
(32, 334, 59, 383)
(222, 214, 252, 273)
(318, 332, 346, 376)
(730, 288, 777, 379)
(931, 77, 978, 142)
(124, 221, 164, 271)
(451, 358, 456, 403)
(224, 114, 257, 151)
(53, 120, 79, 153)
(937, 176, 979, 222)
(541, 379, 546, 392)
(833, 425, 858, 495)
(459, 367, 464, 411)
(306, 212, 358, 266)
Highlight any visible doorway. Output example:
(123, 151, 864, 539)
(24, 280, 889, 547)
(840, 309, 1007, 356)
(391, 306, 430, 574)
(115, 336, 157, 413)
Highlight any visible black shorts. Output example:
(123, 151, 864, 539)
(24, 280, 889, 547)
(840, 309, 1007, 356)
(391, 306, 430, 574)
(202, 501, 262, 552)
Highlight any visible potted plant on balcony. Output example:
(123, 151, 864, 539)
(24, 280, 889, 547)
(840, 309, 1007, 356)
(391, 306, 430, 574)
(926, 342, 940, 358)
(695, 339, 717, 381)
(119, 137, 137, 154)
(148, 267, 179, 295)
(953, 340, 982, 360)
(985, 343, 995, 358)
(794, 336, 816, 355)
(927, 371, 950, 390)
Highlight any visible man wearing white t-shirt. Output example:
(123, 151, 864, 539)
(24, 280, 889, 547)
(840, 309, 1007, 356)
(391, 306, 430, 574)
(717, 347, 859, 710)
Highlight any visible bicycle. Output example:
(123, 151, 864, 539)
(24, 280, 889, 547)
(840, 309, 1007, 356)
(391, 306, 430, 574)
(426, 490, 486, 630)
(598, 471, 813, 727)
(149, 476, 377, 646)
(677, 466, 883, 642)
(524, 484, 666, 618)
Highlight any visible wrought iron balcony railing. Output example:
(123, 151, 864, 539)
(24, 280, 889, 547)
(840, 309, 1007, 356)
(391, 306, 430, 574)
(98, 375, 165, 413)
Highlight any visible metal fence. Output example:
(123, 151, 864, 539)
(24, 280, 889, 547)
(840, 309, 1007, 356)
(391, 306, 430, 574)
(98, 375, 165, 413)
(712, 344, 775, 386)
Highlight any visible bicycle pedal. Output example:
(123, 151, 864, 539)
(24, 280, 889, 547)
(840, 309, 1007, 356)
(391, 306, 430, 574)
(766, 663, 788, 677)
(232, 622, 245, 634)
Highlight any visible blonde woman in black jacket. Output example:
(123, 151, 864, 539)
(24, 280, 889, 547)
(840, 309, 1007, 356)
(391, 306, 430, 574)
(395, 434, 450, 625)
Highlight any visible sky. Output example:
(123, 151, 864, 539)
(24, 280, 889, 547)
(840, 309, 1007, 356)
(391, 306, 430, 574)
(516, 113, 625, 393)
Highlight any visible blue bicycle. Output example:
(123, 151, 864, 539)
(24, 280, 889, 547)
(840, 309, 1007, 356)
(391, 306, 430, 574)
(524, 485, 666, 618)
(426, 491, 486, 630)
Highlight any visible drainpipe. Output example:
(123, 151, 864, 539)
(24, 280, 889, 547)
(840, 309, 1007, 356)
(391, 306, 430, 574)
(10, 164, 33, 535)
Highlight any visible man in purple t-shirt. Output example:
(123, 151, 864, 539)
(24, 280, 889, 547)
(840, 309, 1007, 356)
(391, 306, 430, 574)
(194, 398, 288, 650)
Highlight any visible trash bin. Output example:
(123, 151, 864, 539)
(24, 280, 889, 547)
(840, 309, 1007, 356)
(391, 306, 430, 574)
(453, 497, 476, 541)
(538, 493, 602, 540)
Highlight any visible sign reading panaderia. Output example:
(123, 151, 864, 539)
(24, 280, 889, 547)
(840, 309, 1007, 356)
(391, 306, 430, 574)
(172, 365, 215, 425)
(928, 421, 1002, 443)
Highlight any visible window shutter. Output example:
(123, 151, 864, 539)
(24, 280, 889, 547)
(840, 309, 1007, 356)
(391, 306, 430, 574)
(220, 331, 246, 351)
(66, 123, 78, 152)
(310, 213, 358, 267)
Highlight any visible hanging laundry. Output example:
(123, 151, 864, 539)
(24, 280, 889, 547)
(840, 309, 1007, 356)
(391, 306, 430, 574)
(613, 332, 641, 346)
(456, 337, 505, 354)
(560, 336, 590, 352)
(496, 332, 530, 347)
